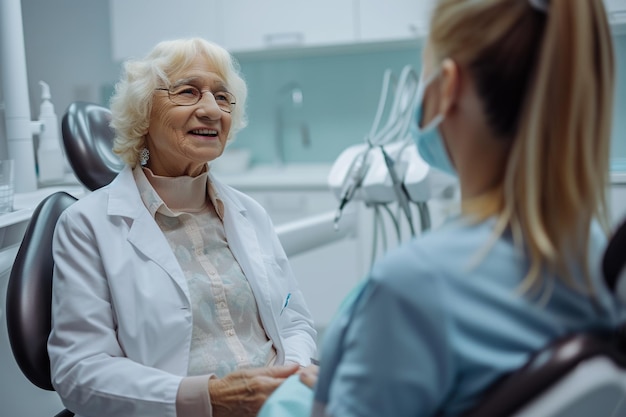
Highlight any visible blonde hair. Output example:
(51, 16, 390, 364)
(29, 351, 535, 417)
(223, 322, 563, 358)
(109, 38, 248, 167)
(429, 0, 615, 294)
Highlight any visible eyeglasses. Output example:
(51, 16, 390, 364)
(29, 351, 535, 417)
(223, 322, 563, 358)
(156, 85, 236, 113)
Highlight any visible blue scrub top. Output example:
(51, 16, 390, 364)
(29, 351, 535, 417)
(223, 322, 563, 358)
(261, 216, 625, 417)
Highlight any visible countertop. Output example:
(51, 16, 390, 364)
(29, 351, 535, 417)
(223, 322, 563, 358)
(0, 164, 332, 233)
(612, 171, 626, 184)
(0, 165, 623, 232)
(0, 184, 86, 231)
(213, 163, 626, 189)
(212, 163, 333, 191)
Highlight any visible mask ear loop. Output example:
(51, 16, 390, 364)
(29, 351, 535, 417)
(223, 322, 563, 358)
(421, 113, 445, 133)
(416, 68, 445, 132)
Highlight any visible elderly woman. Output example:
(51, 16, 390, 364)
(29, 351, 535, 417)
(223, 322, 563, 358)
(47, 37, 317, 417)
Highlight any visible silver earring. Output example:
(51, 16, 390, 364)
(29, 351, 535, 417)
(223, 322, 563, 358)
(139, 147, 150, 166)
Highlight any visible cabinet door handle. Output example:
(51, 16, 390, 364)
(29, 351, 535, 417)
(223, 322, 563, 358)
(263, 32, 305, 48)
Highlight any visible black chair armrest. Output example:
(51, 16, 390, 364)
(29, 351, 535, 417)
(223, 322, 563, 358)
(460, 332, 626, 417)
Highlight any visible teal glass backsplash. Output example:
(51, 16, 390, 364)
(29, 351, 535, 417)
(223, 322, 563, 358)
(232, 34, 626, 171)
(233, 45, 422, 165)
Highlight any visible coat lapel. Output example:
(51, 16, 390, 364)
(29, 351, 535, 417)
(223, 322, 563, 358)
(215, 181, 273, 311)
(224, 205, 270, 298)
(106, 166, 190, 300)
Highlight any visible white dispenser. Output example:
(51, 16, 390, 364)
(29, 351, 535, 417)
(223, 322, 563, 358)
(36, 81, 65, 184)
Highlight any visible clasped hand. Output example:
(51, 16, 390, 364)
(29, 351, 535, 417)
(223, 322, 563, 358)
(208, 363, 320, 417)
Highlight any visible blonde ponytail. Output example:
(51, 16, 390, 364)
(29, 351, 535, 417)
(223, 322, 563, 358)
(503, 0, 614, 293)
(430, 0, 615, 295)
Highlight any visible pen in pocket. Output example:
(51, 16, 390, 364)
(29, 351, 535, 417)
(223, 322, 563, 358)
(280, 293, 291, 315)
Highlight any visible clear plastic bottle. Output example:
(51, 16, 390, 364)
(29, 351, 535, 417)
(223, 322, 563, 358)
(36, 81, 65, 184)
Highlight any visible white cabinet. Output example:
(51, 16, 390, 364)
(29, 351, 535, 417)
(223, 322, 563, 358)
(218, 0, 357, 53)
(357, 0, 434, 43)
(109, 0, 626, 60)
(357, 0, 626, 42)
(109, 0, 221, 62)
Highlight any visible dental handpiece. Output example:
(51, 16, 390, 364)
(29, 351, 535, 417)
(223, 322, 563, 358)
(334, 149, 371, 230)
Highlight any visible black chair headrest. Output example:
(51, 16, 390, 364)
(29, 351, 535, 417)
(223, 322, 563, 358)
(61, 101, 124, 191)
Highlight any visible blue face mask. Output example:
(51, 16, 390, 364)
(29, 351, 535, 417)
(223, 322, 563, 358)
(411, 70, 457, 176)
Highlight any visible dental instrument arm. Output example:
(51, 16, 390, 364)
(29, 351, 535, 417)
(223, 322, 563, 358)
(277, 208, 357, 258)
(328, 64, 458, 265)
(334, 145, 372, 230)
(380, 145, 415, 236)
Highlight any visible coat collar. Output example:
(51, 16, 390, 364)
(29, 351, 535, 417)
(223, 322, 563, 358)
(106, 165, 148, 219)
(103, 165, 259, 306)
(106, 165, 243, 220)
(207, 170, 246, 217)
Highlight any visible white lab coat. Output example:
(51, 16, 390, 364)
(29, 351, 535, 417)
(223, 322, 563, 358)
(48, 165, 317, 417)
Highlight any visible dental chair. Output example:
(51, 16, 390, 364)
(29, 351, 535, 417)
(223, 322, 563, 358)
(61, 101, 124, 190)
(460, 218, 626, 417)
(5, 101, 121, 417)
(6, 192, 78, 417)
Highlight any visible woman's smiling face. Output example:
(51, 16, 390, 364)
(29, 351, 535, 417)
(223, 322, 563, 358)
(145, 54, 233, 177)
